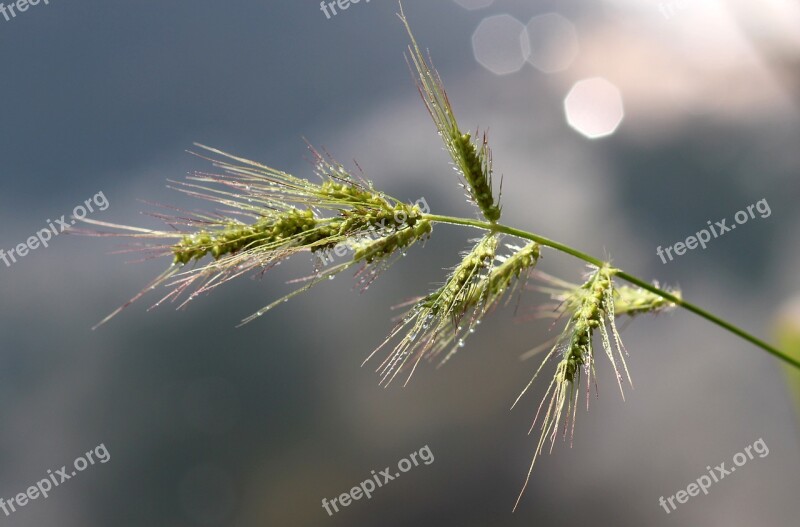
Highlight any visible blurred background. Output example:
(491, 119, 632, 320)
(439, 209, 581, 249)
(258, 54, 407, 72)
(1, 0, 799, 525)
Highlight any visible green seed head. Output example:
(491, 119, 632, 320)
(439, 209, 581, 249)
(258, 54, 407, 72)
(353, 220, 432, 264)
(171, 208, 323, 265)
(614, 284, 680, 316)
(560, 267, 616, 378)
(400, 9, 501, 223)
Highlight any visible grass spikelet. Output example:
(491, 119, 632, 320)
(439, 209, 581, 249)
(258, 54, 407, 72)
(366, 234, 498, 385)
(529, 271, 680, 322)
(352, 220, 433, 265)
(399, 6, 501, 222)
(78, 144, 432, 328)
(478, 242, 540, 308)
(511, 264, 632, 511)
(614, 282, 681, 316)
(367, 238, 540, 385)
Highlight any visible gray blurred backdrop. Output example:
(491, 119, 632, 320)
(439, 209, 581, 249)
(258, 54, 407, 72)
(1, 0, 799, 525)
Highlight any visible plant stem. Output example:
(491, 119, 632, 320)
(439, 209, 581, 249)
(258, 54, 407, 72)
(422, 213, 800, 370)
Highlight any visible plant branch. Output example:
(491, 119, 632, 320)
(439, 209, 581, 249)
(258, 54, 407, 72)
(422, 213, 800, 371)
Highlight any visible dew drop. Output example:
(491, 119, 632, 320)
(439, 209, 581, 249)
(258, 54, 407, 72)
(328, 275, 335, 280)
(458, 339, 465, 348)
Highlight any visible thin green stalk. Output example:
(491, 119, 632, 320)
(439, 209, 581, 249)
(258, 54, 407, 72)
(422, 213, 800, 371)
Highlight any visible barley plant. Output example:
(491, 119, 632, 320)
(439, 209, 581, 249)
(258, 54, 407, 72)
(79, 6, 800, 511)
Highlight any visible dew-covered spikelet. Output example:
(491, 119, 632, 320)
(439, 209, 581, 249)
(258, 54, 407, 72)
(78, 144, 432, 329)
(614, 282, 681, 317)
(511, 265, 679, 510)
(366, 237, 540, 386)
(399, 6, 502, 223)
(529, 270, 681, 323)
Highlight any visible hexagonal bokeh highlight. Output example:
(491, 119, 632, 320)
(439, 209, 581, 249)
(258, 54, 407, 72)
(525, 13, 580, 73)
(453, 0, 494, 10)
(564, 78, 624, 139)
(471, 15, 529, 75)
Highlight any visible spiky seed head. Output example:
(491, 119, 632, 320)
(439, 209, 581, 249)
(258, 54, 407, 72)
(77, 144, 433, 328)
(532, 271, 680, 321)
(367, 234, 498, 385)
(171, 208, 320, 265)
(399, 6, 502, 223)
(511, 269, 680, 509)
(353, 220, 432, 264)
(368, 237, 540, 385)
(614, 283, 681, 317)
(513, 264, 634, 511)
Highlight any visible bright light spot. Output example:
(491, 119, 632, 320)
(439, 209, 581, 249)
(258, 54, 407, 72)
(472, 15, 529, 75)
(564, 78, 625, 139)
(525, 13, 580, 73)
(453, 0, 494, 10)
